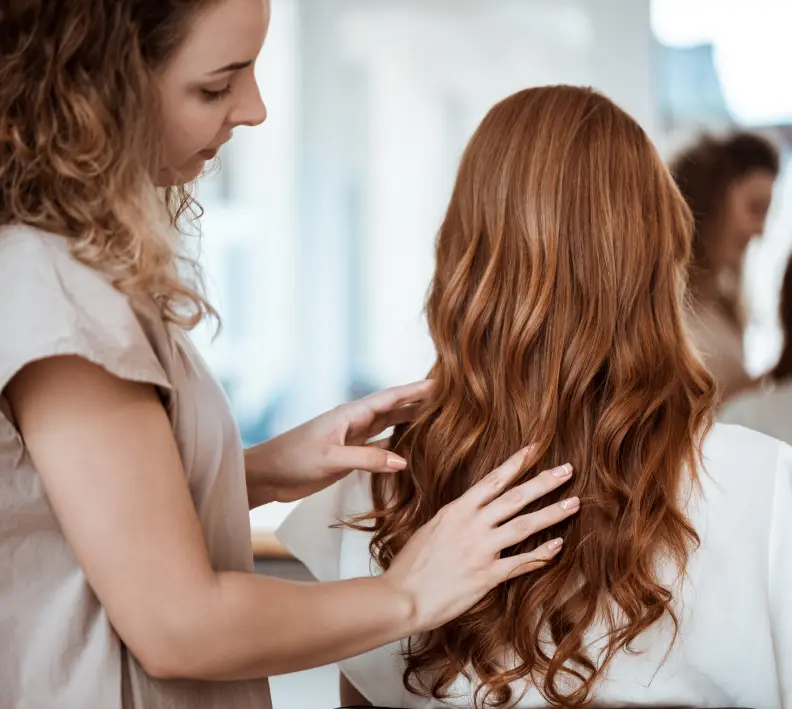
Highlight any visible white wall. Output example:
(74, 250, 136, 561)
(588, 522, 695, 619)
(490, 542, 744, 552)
(342, 0, 657, 389)
(194, 0, 300, 426)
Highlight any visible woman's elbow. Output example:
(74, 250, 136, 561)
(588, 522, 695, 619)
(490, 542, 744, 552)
(121, 609, 214, 681)
(131, 630, 204, 681)
(138, 654, 181, 681)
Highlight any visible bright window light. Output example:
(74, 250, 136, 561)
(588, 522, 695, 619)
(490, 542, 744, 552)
(652, 0, 792, 125)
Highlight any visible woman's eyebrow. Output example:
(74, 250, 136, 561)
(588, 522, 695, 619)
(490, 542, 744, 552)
(208, 59, 254, 75)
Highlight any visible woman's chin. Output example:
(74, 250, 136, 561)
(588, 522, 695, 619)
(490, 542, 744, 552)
(156, 158, 206, 187)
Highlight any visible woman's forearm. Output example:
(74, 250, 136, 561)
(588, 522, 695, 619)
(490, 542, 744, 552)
(243, 443, 278, 509)
(147, 571, 415, 681)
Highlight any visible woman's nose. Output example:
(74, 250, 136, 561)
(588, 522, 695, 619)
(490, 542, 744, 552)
(232, 86, 268, 128)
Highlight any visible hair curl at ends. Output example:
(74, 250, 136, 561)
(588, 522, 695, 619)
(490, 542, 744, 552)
(349, 86, 716, 707)
(0, 0, 218, 329)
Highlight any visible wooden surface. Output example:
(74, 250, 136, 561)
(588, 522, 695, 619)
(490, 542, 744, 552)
(251, 528, 291, 559)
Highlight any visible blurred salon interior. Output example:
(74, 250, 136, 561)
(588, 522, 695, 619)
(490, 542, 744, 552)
(184, 0, 792, 704)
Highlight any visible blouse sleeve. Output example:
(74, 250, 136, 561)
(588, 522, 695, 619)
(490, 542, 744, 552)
(0, 228, 171, 414)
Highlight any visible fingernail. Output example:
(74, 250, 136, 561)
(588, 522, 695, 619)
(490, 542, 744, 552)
(386, 454, 407, 470)
(552, 463, 573, 478)
(559, 496, 580, 511)
(549, 538, 564, 550)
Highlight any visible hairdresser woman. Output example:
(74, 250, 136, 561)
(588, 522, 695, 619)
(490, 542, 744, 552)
(0, 1, 577, 708)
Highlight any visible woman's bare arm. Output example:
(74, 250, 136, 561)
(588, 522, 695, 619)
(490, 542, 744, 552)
(6, 356, 415, 680)
(7, 355, 577, 681)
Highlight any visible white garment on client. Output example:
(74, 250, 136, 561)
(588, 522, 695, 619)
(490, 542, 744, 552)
(720, 380, 792, 446)
(277, 423, 792, 709)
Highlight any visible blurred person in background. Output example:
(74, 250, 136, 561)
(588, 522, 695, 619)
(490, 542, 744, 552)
(0, 1, 576, 707)
(671, 132, 780, 403)
(279, 86, 792, 708)
(721, 255, 792, 444)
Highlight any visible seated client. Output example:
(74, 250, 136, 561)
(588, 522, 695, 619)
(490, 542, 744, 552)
(278, 85, 792, 709)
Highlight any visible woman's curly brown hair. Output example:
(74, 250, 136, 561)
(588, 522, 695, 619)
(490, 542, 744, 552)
(0, 0, 221, 327)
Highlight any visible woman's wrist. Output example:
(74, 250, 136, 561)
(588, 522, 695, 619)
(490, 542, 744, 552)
(369, 573, 421, 639)
(243, 443, 278, 509)
(246, 485, 275, 510)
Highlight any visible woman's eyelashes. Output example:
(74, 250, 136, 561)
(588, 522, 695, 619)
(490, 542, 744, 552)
(201, 84, 234, 102)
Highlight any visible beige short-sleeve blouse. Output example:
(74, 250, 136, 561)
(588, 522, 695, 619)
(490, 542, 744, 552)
(0, 226, 272, 709)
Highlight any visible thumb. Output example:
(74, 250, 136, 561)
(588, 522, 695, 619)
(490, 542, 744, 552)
(324, 444, 408, 475)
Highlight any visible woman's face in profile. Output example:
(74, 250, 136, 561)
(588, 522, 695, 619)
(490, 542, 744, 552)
(156, 0, 270, 186)
(720, 168, 776, 267)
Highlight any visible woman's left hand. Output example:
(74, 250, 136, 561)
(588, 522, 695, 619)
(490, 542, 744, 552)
(244, 380, 433, 506)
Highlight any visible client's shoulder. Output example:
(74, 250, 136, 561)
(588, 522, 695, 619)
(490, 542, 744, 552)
(339, 469, 376, 516)
(703, 421, 786, 465)
(696, 422, 790, 501)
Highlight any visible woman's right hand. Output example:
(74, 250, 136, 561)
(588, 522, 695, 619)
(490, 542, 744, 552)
(383, 447, 579, 633)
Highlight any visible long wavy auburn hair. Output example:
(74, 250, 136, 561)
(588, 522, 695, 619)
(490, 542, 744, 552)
(354, 86, 716, 706)
(0, 0, 219, 327)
